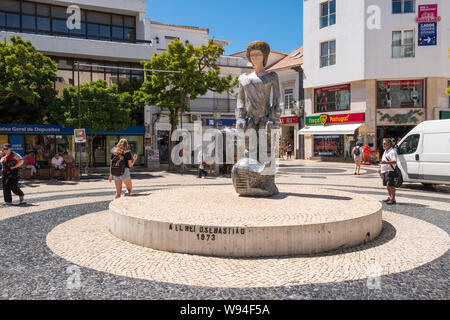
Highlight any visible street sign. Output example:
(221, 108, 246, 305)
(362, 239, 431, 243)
(418, 22, 437, 46)
(74, 128, 86, 143)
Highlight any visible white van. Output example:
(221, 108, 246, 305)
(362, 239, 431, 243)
(396, 119, 450, 187)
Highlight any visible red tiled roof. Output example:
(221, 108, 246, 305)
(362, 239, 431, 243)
(267, 46, 303, 71)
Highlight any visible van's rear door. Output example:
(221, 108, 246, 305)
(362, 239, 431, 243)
(420, 132, 450, 183)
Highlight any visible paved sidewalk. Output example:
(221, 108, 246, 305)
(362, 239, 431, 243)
(0, 160, 448, 299)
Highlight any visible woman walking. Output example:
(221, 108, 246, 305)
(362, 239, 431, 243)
(352, 141, 362, 175)
(108, 139, 138, 198)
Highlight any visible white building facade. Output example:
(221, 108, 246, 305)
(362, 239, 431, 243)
(302, 0, 450, 161)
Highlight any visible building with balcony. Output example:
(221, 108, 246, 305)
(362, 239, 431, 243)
(301, 0, 449, 161)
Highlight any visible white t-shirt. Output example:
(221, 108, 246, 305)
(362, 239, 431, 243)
(197, 150, 203, 165)
(51, 156, 64, 167)
(381, 147, 398, 173)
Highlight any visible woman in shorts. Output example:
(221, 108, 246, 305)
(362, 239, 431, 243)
(352, 141, 362, 175)
(108, 139, 138, 198)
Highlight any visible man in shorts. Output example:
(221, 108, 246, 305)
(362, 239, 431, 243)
(1, 144, 25, 205)
(378, 138, 398, 205)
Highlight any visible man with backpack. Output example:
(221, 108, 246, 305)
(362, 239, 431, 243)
(352, 141, 362, 175)
(1, 144, 25, 205)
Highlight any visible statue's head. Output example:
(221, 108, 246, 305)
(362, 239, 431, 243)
(246, 41, 270, 67)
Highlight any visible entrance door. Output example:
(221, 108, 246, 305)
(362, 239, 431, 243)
(397, 133, 421, 180)
(92, 136, 106, 166)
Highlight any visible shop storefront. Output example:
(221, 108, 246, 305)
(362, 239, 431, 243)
(280, 116, 299, 158)
(314, 84, 351, 113)
(0, 124, 144, 167)
(299, 112, 365, 161)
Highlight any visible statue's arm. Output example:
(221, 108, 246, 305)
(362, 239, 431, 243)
(236, 80, 246, 129)
(270, 73, 281, 127)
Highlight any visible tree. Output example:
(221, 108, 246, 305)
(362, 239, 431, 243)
(0, 36, 58, 123)
(118, 77, 145, 125)
(134, 39, 238, 170)
(49, 80, 131, 172)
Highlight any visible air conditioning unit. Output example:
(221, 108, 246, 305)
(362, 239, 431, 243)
(190, 114, 201, 122)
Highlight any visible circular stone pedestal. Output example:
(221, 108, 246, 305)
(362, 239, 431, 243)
(109, 186, 382, 257)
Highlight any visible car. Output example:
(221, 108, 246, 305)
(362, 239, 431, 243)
(396, 119, 450, 187)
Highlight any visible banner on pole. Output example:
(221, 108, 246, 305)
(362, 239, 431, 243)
(74, 129, 86, 143)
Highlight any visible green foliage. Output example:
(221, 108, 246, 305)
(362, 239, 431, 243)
(446, 86, 450, 96)
(118, 77, 145, 125)
(134, 39, 238, 127)
(0, 36, 58, 123)
(50, 79, 131, 132)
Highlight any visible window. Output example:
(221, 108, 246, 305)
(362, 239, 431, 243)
(314, 84, 350, 112)
(398, 134, 420, 154)
(392, 30, 414, 58)
(377, 80, 424, 108)
(99, 25, 110, 38)
(320, 0, 336, 28)
(112, 26, 123, 39)
(52, 18, 68, 34)
(314, 135, 343, 157)
(22, 14, 36, 30)
(88, 23, 99, 38)
(392, 0, 415, 14)
(320, 40, 336, 67)
(6, 13, 19, 29)
(37, 16, 50, 33)
(0, 0, 20, 12)
(0, 12, 5, 27)
(284, 89, 294, 109)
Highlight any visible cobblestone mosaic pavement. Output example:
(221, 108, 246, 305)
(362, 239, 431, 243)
(0, 160, 449, 299)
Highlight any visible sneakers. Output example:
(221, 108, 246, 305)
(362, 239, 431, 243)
(382, 198, 391, 203)
(386, 199, 397, 205)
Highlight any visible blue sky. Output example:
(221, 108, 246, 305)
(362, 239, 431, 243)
(146, 0, 303, 55)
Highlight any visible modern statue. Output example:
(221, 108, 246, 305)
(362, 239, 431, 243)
(231, 41, 281, 197)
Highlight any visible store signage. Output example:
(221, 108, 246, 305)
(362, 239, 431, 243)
(418, 22, 437, 46)
(0, 124, 74, 135)
(8, 135, 25, 157)
(378, 80, 423, 88)
(205, 119, 236, 127)
(440, 111, 450, 120)
(74, 129, 86, 143)
(280, 116, 299, 125)
(415, 4, 440, 23)
(306, 113, 365, 126)
(315, 84, 351, 93)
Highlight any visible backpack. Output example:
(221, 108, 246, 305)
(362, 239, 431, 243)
(110, 153, 126, 176)
(354, 146, 361, 156)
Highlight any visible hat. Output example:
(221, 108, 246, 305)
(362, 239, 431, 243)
(2, 144, 11, 150)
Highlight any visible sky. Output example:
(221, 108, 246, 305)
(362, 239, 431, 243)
(146, 0, 303, 55)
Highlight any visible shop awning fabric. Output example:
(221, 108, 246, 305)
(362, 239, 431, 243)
(298, 123, 362, 135)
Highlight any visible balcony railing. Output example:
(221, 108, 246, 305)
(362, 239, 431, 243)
(188, 98, 237, 113)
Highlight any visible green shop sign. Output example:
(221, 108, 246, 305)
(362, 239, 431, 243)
(440, 110, 450, 120)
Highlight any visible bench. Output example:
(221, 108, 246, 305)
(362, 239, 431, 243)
(19, 168, 80, 180)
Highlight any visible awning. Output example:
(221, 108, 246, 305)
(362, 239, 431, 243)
(298, 123, 362, 135)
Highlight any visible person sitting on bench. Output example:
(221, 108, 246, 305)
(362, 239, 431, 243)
(51, 154, 66, 180)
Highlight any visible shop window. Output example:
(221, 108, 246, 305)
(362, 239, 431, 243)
(392, 30, 414, 58)
(314, 135, 343, 157)
(398, 134, 420, 154)
(392, 0, 415, 14)
(377, 80, 423, 108)
(320, 0, 336, 29)
(22, 14, 36, 30)
(320, 40, 336, 68)
(314, 84, 350, 112)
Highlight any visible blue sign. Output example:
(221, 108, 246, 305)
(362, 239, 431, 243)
(418, 22, 437, 46)
(9, 135, 25, 156)
(205, 119, 236, 127)
(0, 124, 145, 136)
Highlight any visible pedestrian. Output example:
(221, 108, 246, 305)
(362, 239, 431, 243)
(63, 151, 74, 180)
(25, 152, 37, 178)
(352, 141, 362, 175)
(196, 146, 208, 178)
(51, 154, 66, 180)
(286, 143, 292, 160)
(1, 144, 25, 205)
(108, 138, 138, 198)
(378, 138, 399, 205)
(110, 142, 118, 155)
